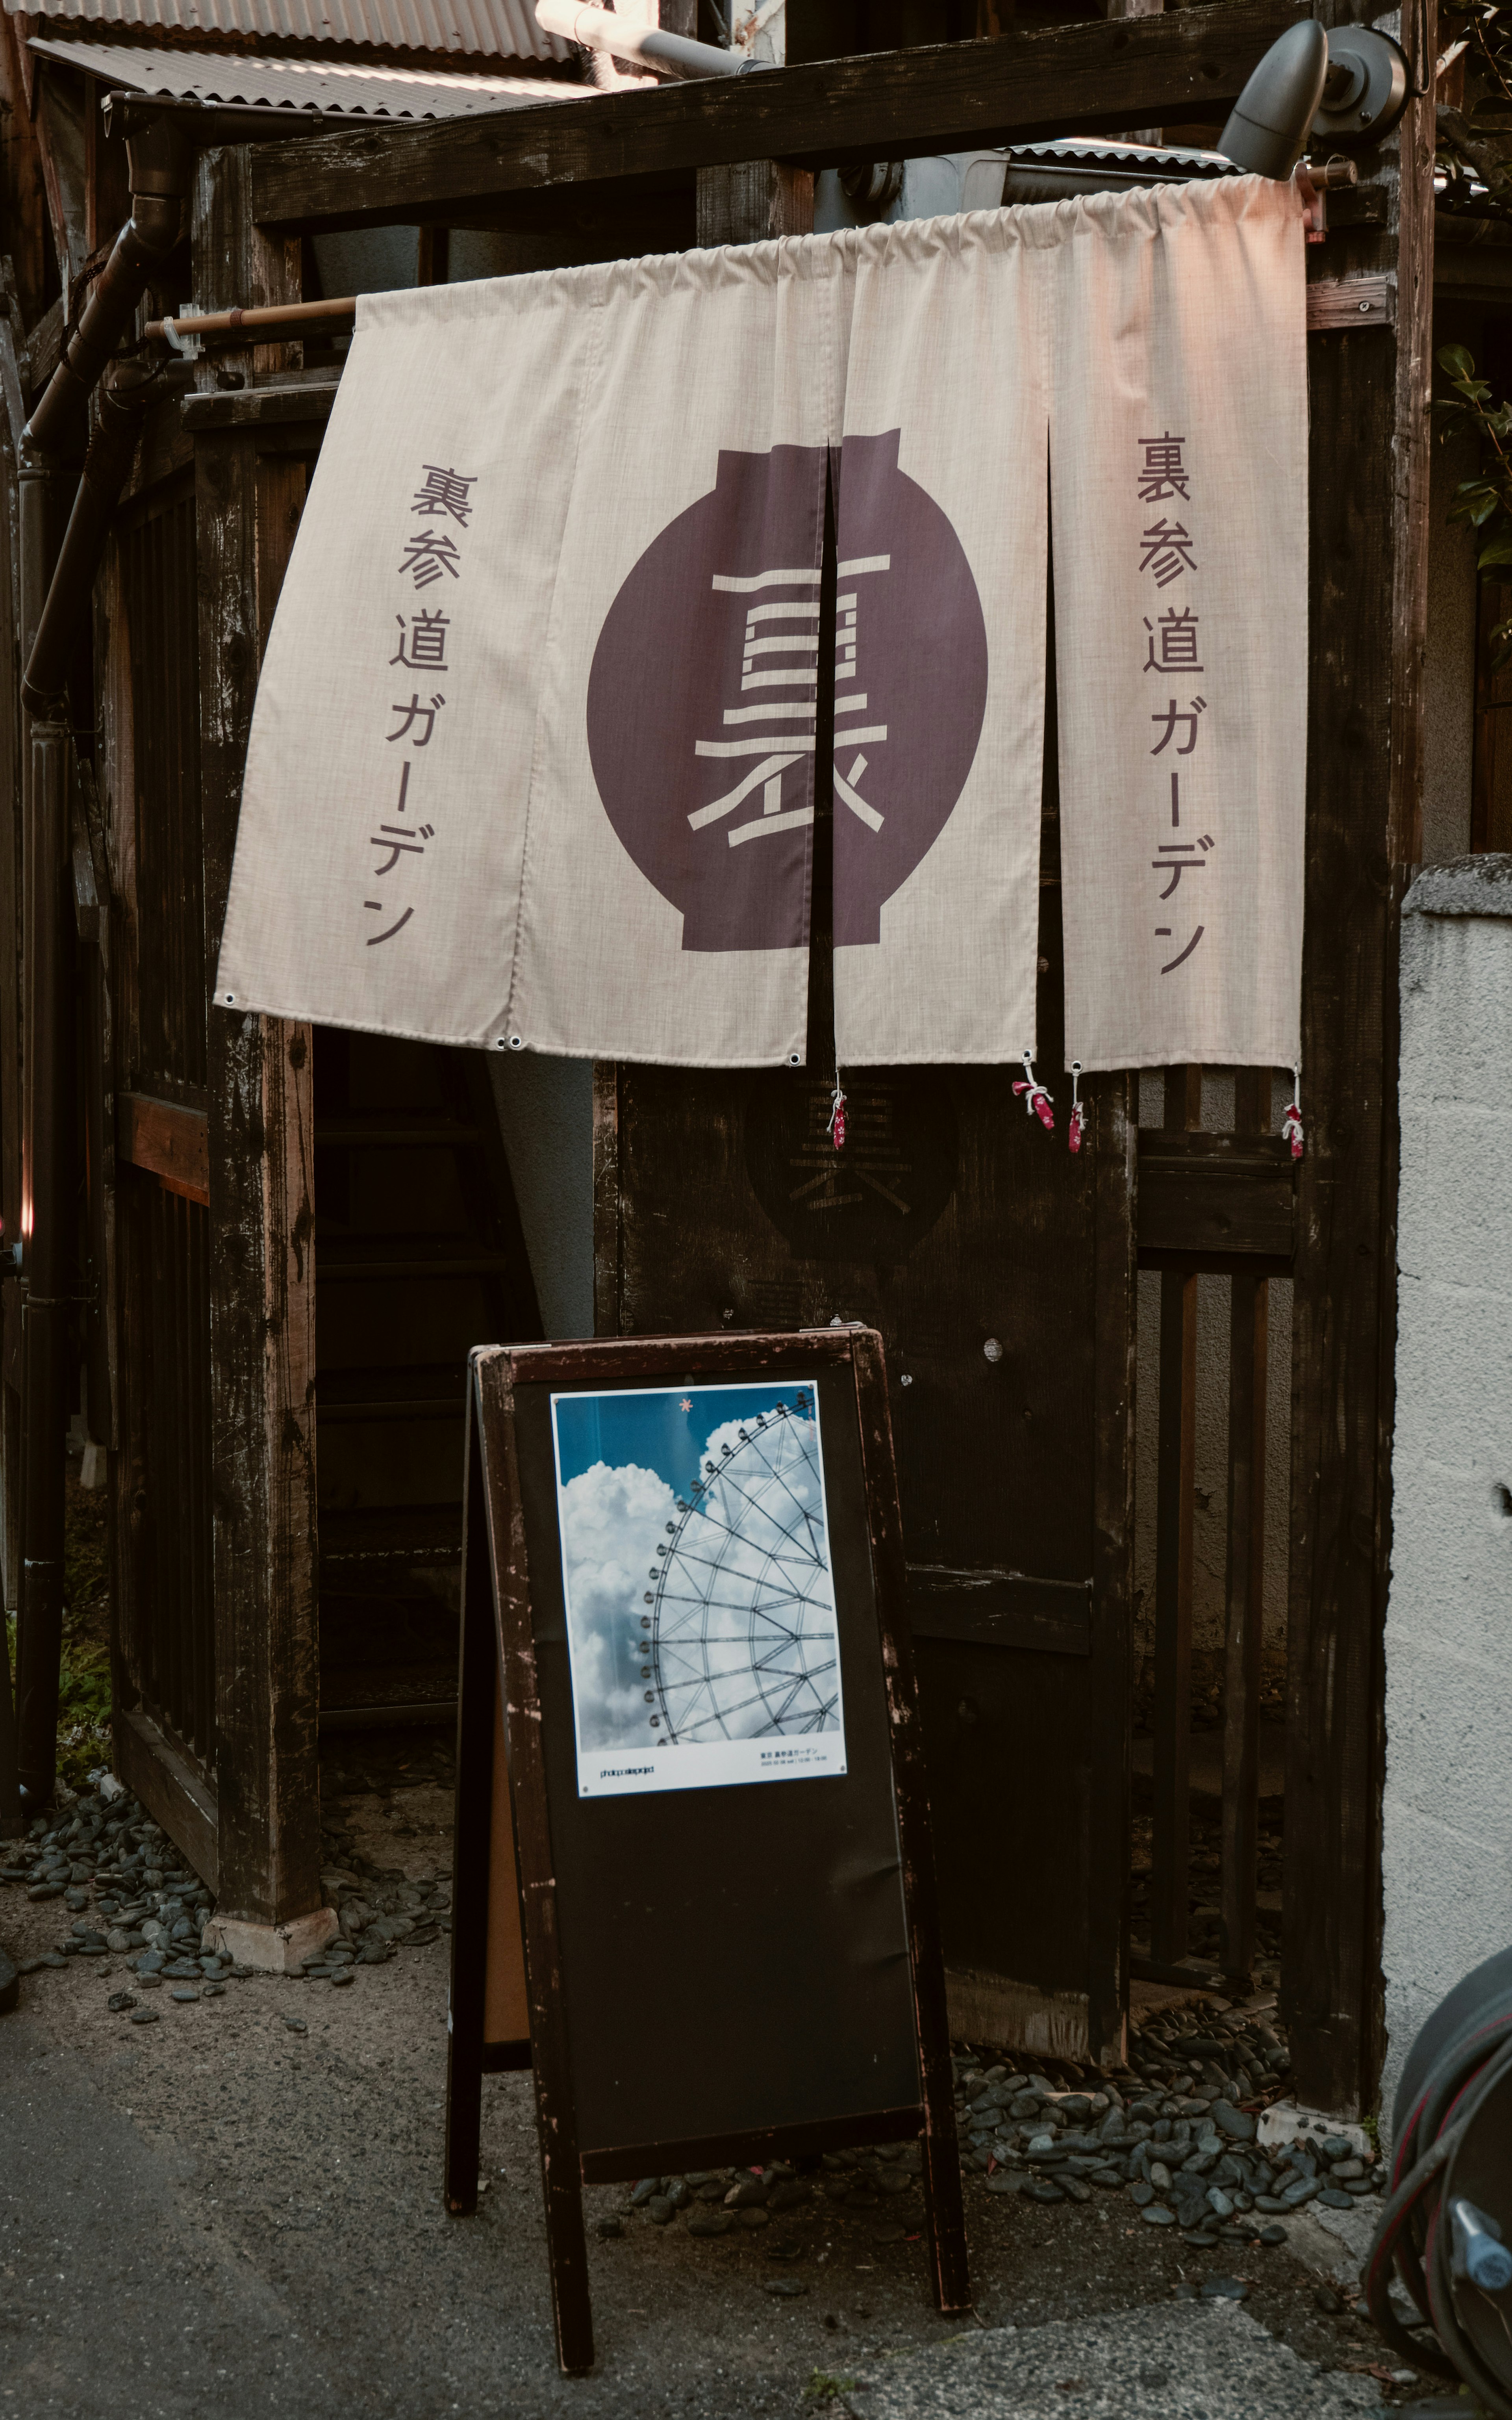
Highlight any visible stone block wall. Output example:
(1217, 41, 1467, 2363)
(1381, 856, 1512, 2130)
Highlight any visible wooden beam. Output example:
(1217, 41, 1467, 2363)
(193, 147, 322, 1934)
(1136, 1128, 1295, 1263)
(1284, 2, 1436, 2118)
(249, 0, 1308, 234)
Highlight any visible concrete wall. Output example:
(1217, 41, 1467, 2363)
(1380, 857, 1512, 2133)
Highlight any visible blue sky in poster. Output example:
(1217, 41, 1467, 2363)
(549, 1381, 836, 1763)
(551, 1383, 814, 1503)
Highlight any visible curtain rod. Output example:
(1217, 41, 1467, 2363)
(147, 297, 359, 346)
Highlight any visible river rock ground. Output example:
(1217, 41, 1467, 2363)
(0, 1729, 1442, 2420)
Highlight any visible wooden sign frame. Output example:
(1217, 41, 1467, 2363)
(442, 1326, 968, 2374)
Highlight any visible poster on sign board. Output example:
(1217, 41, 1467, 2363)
(550, 1382, 847, 1798)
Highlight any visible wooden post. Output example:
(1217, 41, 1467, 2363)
(193, 147, 328, 1955)
(1089, 1068, 1137, 2064)
(1150, 1063, 1199, 1968)
(1284, 0, 1435, 2114)
(695, 163, 814, 247)
(1220, 1068, 1269, 1986)
(1107, 0, 1164, 145)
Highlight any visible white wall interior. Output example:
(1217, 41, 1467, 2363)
(1381, 857, 1512, 2135)
(489, 1053, 595, 1338)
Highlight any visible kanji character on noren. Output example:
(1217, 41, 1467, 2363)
(398, 532, 462, 590)
(1137, 432, 1190, 503)
(390, 610, 450, 672)
(1150, 696, 1208, 757)
(411, 464, 477, 526)
(1143, 607, 1204, 674)
(387, 692, 447, 747)
(1138, 520, 1199, 588)
(1151, 835, 1215, 898)
(364, 904, 415, 946)
(1154, 924, 1205, 973)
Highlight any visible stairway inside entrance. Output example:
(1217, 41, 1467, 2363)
(312, 1028, 541, 1725)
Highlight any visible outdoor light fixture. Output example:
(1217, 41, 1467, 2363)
(1217, 19, 1330, 178)
(1218, 17, 1414, 176)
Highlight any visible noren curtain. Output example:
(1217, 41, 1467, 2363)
(215, 173, 1305, 1073)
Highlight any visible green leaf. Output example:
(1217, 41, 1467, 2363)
(1439, 343, 1479, 379)
(1477, 531, 1512, 566)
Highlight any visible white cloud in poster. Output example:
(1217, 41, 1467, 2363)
(558, 1457, 674, 1748)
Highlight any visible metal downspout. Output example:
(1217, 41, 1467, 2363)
(12, 106, 193, 1806)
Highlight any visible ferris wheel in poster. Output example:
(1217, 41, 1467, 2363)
(647, 1394, 841, 1748)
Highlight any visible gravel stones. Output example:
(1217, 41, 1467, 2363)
(647, 2195, 675, 2225)
(106, 1990, 136, 2013)
(1210, 2101, 1256, 2142)
(768, 2179, 811, 2212)
(284, 2016, 308, 2035)
(1141, 2206, 1175, 2225)
(686, 2210, 734, 2239)
(128, 2006, 159, 2025)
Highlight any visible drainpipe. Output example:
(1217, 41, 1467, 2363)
(13, 106, 195, 1806)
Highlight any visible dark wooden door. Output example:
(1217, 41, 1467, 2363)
(595, 874, 1135, 2064)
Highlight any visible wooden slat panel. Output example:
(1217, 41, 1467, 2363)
(117, 1091, 209, 1204)
(250, 0, 1308, 232)
(114, 1703, 219, 1893)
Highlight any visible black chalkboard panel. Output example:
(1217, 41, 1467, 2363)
(443, 1327, 966, 2376)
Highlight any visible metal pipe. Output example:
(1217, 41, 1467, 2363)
(14, 720, 72, 1806)
(14, 106, 195, 1804)
(23, 362, 163, 715)
(534, 0, 756, 78)
(26, 109, 195, 458)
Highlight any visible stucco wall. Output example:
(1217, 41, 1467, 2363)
(1380, 857, 1512, 2134)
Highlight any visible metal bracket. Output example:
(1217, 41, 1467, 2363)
(160, 313, 204, 361)
(1312, 26, 1411, 146)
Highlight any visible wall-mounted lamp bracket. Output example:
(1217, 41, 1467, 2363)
(1312, 26, 1411, 146)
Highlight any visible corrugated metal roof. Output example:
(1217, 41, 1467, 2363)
(7, 0, 568, 64)
(31, 32, 582, 113)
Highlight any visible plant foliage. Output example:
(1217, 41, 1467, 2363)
(1438, 342, 1512, 670)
